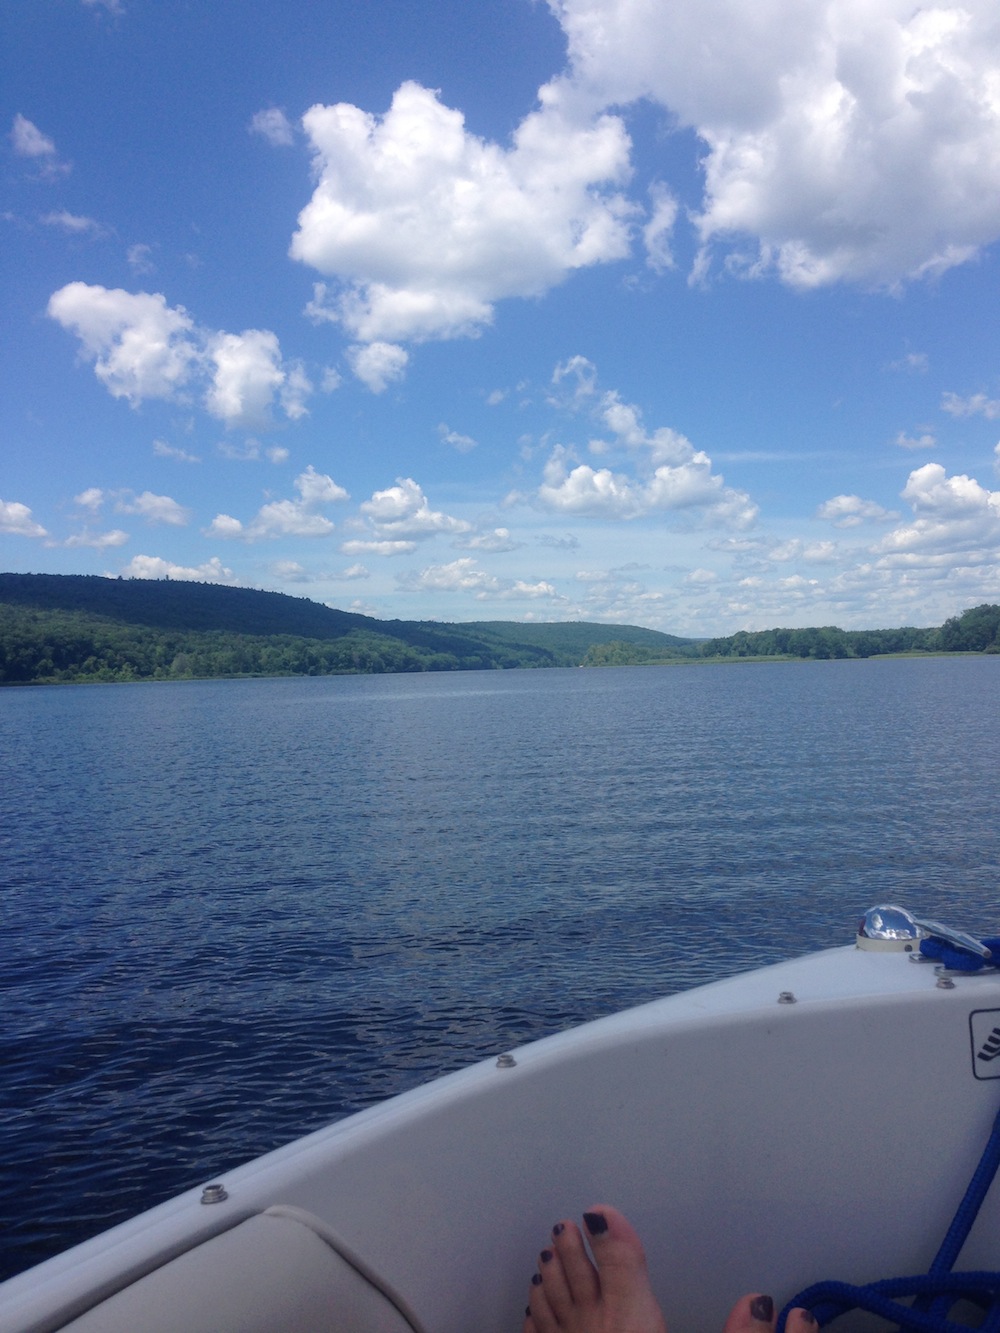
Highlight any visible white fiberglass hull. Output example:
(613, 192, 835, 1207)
(3, 941, 1000, 1332)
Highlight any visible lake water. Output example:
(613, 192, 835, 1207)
(3, 656, 1000, 1282)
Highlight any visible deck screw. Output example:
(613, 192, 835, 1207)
(496, 1052, 517, 1068)
(936, 976, 956, 990)
(200, 1183, 228, 1204)
(777, 991, 797, 1004)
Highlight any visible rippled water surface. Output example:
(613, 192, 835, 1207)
(3, 658, 1000, 1280)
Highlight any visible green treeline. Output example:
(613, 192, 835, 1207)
(0, 572, 997, 685)
(0, 574, 688, 684)
(698, 604, 1000, 660)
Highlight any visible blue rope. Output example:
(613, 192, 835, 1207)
(777, 936, 1000, 1333)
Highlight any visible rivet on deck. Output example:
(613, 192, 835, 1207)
(496, 1052, 517, 1068)
(936, 976, 956, 990)
(200, 1183, 229, 1204)
(777, 991, 797, 1004)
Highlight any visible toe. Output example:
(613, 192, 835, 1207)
(722, 1293, 777, 1333)
(577, 1204, 653, 1302)
(550, 1217, 600, 1307)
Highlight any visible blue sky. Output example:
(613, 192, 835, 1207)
(4, 0, 1000, 636)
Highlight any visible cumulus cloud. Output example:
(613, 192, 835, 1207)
(942, 391, 1000, 420)
(340, 539, 417, 557)
(9, 114, 67, 173)
(48, 282, 311, 428)
(40, 210, 106, 237)
(114, 490, 190, 525)
(119, 555, 238, 583)
(817, 494, 897, 526)
(48, 283, 198, 404)
(359, 477, 472, 540)
(0, 499, 47, 537)
(206, 465, 348, 541)
(536, 378, 757, 527)
(64, 528, 129, 549)
(250, 107, 295, 146)
(438, 423, 477, 453)
(401, 556, 561, 601)
(549, 0, 1000, 289)
(291, 80, 634, 349)
(206, 329, 288, 428)
(127, 243, 156, 274)
(153, 439, 200, 463)
(454, 527, 521, 552)
(344, 340, 408, 393)
(895, 430, 936, 450)
(873, 462, 1000, 566)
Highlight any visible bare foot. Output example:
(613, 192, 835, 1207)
(522, 1205, 818, 1333)
(523, 1204, 667, 1333)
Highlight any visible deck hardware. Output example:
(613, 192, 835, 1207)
(496, 1053, 517, 1068)
(936, 976, 956, 990)
(200, 1184, 228, 1204)
(778, 991, 797, 1004)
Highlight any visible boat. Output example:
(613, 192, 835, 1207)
(3, 905, 1000, 1332)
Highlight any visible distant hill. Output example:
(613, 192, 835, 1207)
(0, 573, 696, 684)
(2, 573, 997, 686)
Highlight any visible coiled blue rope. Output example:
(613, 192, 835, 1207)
(776, 936, 1000, 1333)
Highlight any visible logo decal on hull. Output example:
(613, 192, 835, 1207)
(970, 1010, 1000, 1079)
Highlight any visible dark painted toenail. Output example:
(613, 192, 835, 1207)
(531, 1273, 542, 1286)
(540, 1249, 553, 1263)
(552, 1222, 564, 1236)
(583, 1211, 608, 1235)
(750, 1295, 774, 1322)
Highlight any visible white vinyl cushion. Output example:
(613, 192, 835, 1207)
(58, 1209, 419, 1333)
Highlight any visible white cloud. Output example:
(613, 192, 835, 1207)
(454, 527, 521, 552)
(206, 329, 292, 429)
(438, 423, 477, 453)
(872, 462, 1000, 566)
(119, 555, 238, 583)
(271, 560, 310, 582)
(48, 282, 308, 428)
(40, 210, 105, 237)
(10, 114, 56, 158)
(643, 182, 679, 272)
(65, 528, 129, 549)
(250, 108, 295, 147)
(153, 439, 200, 463)
(401, 556, 562, 601)
(537, 379, 757, 527)
(291, 80, 634, 349)
(127, 243, 156, 274)
(359, 477, 471, 539)
(549, 0, 1000, 288)
(114, 490, 190, 525)
(817, 494, 897, 527)
(895, 430, 936, 450)
(74, 487, 105, 510)
(0, 499, 47, 537)
(344, 340, 409, 393)
(207, 466, 348, 541)
(942, 391, 1000, 420)
(340, 539, 418, 557)
(48, 283, 198, 404)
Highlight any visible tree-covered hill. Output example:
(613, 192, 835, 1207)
(0, 573, 695, 684)
(1, 574, 997, 685)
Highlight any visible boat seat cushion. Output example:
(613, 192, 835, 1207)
(57, 1206, 419, 1333)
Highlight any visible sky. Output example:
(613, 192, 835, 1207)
(4, 0, 1000, 637)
